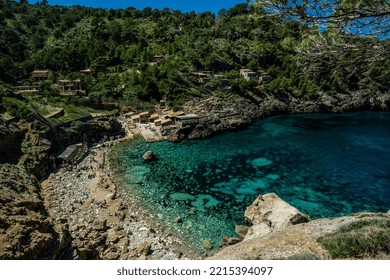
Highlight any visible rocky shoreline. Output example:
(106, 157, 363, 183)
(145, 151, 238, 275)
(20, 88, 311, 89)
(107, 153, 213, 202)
(40, 141, 198, 259)
(174, 91, 390, 140)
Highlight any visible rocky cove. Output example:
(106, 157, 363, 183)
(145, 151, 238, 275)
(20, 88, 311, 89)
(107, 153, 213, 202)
(1, 91, 390, 260)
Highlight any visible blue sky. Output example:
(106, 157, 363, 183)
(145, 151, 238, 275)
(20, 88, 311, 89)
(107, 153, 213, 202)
(30, 0, 247, 13)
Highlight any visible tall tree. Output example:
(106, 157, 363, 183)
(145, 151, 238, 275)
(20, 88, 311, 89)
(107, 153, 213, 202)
(254, 1, 390, 89)
(254, 0, 390, 37)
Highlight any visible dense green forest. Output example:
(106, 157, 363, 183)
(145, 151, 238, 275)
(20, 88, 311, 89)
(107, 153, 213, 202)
(1, 0, 389, 114)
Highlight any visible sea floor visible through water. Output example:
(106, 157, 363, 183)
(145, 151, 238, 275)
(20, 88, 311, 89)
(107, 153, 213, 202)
(110, 111, 390, 253)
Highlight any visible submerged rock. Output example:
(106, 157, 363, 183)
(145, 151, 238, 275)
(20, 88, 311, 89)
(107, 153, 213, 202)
(251, 157, 273, 168)
(142, 150, 156, 161)
(171, 192, 195, 201)
(203, 239, 213, 250)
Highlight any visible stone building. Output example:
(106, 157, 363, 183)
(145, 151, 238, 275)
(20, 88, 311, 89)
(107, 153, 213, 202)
(139, 112, 150, 123)
(240, 69, 257, 81)
(57, 143, 87, 165)
(31, 70, 49, 82)
(57, 79, 83, 93)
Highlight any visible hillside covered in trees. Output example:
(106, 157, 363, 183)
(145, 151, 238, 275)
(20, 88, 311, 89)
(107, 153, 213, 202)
(1, 0, 390, 112)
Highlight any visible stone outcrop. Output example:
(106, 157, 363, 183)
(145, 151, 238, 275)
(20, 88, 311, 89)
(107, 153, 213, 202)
(0, 164, 70, 259)
(243, 193, 310, 240)
(57, 117, 125, 146)
(210, 213, 390, 260)
(0, 116, 126, 259)
(0, 117, 125, 179)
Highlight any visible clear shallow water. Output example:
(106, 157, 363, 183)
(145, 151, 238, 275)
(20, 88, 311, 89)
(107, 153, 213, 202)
(110, 112, 390, 252)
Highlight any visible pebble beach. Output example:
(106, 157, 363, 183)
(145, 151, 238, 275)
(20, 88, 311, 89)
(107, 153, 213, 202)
(40, 139, 198, 260)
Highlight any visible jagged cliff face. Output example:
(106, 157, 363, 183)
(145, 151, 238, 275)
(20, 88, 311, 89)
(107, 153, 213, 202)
(0, 121, 28, 164)
(0, 164, 70, 259)
(0, 117, 125, 179)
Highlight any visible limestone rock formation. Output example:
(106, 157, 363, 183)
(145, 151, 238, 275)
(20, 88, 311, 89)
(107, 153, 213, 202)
(0, 120, 28, 164)
(0, 164, 70, 259)
(209, 193, 390, 260)
(244, 193, 310, 240)
(210, 213, 390, 260)
(235, 225, 249, 239)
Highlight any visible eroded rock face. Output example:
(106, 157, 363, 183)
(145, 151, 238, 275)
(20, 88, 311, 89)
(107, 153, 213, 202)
(0, 121, 28, 164)
(244, 193, 310, 240)
(0, 164, 70, 259)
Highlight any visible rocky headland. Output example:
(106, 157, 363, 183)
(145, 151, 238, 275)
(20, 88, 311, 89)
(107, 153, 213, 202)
(0, 116, 194, 259)
(175, 91, 390, 140)
(210, 193, 390, 260)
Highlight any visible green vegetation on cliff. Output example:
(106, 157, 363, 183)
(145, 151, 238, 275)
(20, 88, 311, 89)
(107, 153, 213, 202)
(319, 219, 390, 259)
(0, 0, 389, 117)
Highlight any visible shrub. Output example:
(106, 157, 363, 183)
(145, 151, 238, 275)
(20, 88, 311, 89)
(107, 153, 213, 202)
(319, 219, 390, 259)
(3, 97, 34, 121)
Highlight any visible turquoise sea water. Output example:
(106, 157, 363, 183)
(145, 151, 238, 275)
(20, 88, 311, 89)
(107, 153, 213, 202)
(111, 112, 390, 252)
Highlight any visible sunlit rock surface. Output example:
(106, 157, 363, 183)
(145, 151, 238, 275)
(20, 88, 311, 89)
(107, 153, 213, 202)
(244, 193, 310, 240)
(0, 164, 70, 259)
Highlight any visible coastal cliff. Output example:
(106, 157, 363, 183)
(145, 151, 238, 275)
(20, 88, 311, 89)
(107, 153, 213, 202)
(175, 91, 390, 140)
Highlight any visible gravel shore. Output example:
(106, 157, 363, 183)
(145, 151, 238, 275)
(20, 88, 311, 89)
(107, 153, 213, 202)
(41, 140, 198, 260)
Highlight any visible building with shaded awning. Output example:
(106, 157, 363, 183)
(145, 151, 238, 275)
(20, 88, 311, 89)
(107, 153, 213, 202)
(57, 143, 87, 165)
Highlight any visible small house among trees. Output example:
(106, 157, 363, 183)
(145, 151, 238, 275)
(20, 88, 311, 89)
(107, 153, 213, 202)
(240, 69, 257, 81)
(31, 70, 49, 82)
(13, 85, 40, 94)
(56, 79, 83, 94)
(192, 72, 212, 84)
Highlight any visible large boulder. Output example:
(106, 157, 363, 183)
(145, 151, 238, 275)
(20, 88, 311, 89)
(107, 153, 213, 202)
(244, 193, 310, 240)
